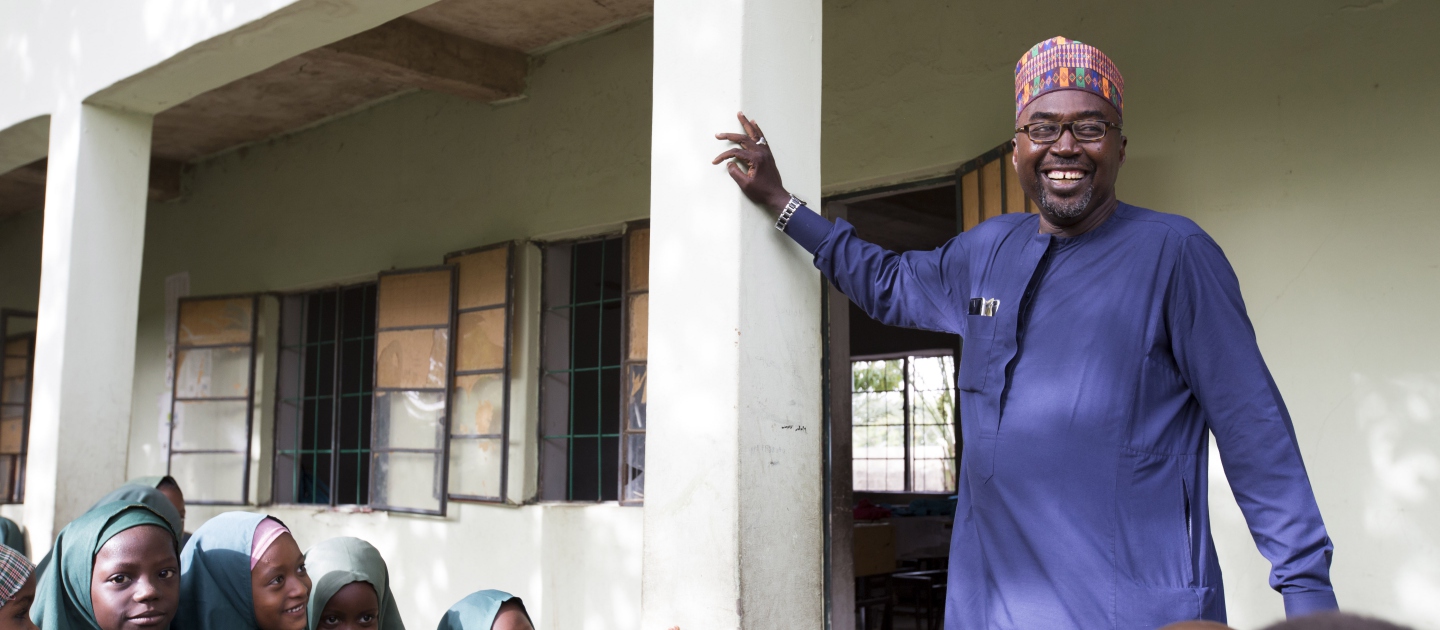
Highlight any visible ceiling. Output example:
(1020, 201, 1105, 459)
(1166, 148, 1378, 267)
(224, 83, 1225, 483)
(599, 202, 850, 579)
(0, 0, 652, 222)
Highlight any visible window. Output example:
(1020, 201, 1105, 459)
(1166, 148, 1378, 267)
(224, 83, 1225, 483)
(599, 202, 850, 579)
(168, 296, 259, 505)
(957, 141, 1037, 232)
(272, 284, 377, 506)
(0, 310, 36, 504)
(851, 352, 956, 493)
(369, 266, 456, 515)
(539, 223, 649, 503)
(167, 243, 511, 512)
(445, 242, 516, 504)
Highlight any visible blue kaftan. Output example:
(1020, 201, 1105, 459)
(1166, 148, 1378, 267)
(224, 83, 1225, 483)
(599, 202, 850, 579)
(785, 202, 1336, 629)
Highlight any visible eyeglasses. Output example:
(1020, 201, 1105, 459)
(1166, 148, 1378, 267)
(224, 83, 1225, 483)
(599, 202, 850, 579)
(1014, 119, 1121, 144)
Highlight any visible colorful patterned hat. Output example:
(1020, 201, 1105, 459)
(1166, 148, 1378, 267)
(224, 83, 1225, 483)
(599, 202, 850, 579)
(1014, 36, 1124, 121)
(0, 544, 33, 607)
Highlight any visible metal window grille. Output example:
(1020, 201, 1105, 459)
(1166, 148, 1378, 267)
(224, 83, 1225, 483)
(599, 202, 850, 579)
(851, 351, 956, 493)
(272, 284, 376, 506)
(539, 232, 631, 502)
(369, 266, 456, 516)
(168, 295, 259, 505)
(0, 310, 36, 504)
(445, 242, 516, 504)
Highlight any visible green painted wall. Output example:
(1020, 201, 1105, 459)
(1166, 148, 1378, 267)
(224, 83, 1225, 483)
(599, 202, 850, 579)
(127, 21, 654, 630)
(0, 210, 41, 312)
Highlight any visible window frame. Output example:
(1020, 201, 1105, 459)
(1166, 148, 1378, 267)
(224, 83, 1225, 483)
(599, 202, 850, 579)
(850, 348, 957, 495)
(536, 223, 647, 504)
(618, 221, 648, 506)
(167, 294, 260, 506)
(443, 241, 516, 504)
(0, 309, 36, 505)
(270, 282, 378, 507)
(368, 265, 458, 517)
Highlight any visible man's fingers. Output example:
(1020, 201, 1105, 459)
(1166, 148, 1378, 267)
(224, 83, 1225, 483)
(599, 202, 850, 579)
(737, 112, 759, 140)
(715, 132, 752, 147)
(713, 148, 762, 166)
(749, 118, 767, 142)
(726, 160, 751, 185)
(708, 148, 743, 164)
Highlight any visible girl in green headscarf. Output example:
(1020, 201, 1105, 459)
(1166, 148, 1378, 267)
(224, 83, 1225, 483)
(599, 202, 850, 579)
(175, 512, 310, 630)
(32, 481, 184, 582)
(30, 501, 181, 630)
(303, 538, 403, 630)
(120, 477, 186, 547)
(87, 484, 183, 543)
(434, 591, 532, 630)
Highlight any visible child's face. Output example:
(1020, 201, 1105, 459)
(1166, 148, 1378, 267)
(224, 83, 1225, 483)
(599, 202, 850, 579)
(89, 525, 180, 630)
(250, 533, 310, 630)
(316, 581, 379, 629)
(0, 574, 37, 630)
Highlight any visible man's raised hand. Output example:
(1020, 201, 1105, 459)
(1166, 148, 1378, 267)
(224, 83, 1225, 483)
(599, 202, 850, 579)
(713, 111, 791, 215)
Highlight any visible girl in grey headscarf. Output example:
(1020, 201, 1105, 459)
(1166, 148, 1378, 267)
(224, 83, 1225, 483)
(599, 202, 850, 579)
(304, 537, 403, 630)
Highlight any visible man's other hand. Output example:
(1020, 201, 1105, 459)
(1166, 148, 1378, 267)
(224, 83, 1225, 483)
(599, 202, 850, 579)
(713, 111, 791, 215)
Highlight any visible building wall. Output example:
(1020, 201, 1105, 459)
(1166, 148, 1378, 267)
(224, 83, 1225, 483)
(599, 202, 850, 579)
(122, 21, 653, 630)
(823, 1, 1440, 627)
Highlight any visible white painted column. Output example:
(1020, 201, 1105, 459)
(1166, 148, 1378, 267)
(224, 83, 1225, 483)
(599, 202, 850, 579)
(643, 0, 823, 627)
(26, 103, 152, 555)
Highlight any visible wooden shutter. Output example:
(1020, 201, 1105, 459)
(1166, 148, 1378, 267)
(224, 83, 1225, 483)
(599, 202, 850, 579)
(957, 141, 1037, 232)
(168, 295, 259, 505)
(619, 223, 649, 505)
(444, 242, 515, 503)
(370, 266, 456, 515)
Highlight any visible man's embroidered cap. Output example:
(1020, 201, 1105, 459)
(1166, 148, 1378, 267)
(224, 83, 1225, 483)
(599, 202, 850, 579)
(1015, 36, 1124, 121)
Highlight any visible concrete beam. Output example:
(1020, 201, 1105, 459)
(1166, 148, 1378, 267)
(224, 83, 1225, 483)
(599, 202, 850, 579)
(643, 0, 824, 627)
(312, 18, 528, 102)
(87, 0, 444, 115)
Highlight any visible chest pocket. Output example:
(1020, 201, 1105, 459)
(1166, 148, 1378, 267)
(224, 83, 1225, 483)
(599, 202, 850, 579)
(958, 314, 997, 392)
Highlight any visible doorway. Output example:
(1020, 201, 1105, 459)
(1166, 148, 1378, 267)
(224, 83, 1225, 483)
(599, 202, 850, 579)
(823, 141, 1035, 630)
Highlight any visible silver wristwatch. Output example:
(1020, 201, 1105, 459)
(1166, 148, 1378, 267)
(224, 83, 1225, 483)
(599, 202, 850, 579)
(775, 194, 806, 232)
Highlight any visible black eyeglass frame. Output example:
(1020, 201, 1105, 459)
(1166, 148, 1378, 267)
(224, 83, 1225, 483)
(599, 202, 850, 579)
(1014, 119, 1122, 144)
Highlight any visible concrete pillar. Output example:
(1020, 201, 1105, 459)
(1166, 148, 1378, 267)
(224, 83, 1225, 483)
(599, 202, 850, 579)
(643, 0, 823, 627)
(26, 103, 152, 555)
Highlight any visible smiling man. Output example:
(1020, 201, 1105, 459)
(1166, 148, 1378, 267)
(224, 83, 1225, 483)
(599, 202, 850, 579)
(713, 36, 1338, 629)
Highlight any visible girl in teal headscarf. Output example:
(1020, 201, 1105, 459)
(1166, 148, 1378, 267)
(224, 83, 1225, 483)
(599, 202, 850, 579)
(175, 512, 311, 630)
(304, 538, 403, 630)
(30, 501, 180, 630)
(434, 591, 532, 630)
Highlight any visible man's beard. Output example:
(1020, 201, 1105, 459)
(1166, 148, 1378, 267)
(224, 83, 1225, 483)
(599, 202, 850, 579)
(1036, 183, 1093, 220)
